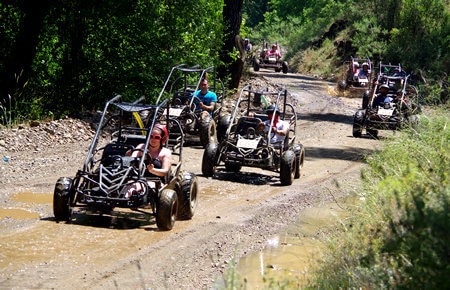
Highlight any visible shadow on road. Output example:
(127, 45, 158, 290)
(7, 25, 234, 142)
(299, 112, 353, 125)
(305, 146, 375, 162)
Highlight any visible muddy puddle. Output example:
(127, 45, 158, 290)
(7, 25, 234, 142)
(235, 202, 348, 288)
(0, 191, 52, 220)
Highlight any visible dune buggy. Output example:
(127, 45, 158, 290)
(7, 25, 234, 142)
(352, 63, 420, 138)
(53, 95, 198, 231)
(337, 57, 373, 93)
(252, 41, 289, 74)
(202, 85, 304, 186)
(155, 64, 225, 148)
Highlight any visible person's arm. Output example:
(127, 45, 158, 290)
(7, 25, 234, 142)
(147, 149, 172, 177)
(272, 122, 289, 136)
(199, 101, 215, 112)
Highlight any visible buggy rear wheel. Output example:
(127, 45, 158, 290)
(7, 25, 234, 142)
(53, 177, 74, 222)
(280, 150, 296, 186)
(202, 142, 218, 177)
(282, 61, 289, 74)
(199, 117, 217, 148)
(253, 59, 260, 71)
(217, 114, 232, 143)
(156, 189, 177, 231)
(352, 110, 364, 138)
(292, 144, 305, 179)
(177, 172, 198, 220)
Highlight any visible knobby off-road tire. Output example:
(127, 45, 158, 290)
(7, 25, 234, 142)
(337, 80, 347, 91)
(202, 142, 218, 177)
(177, 172, 198, 220)
(156, 189, 178, 231)
(275, 67, 281, 73)
(362, 91, 370, 109)
(280, 150, 296, 186)
(282, 61, 289, 74)
(292, 143, 305, 179)
(352, 110, 364, 138)
(199, 117, 217, 148)
(53, 177, 74, 222)
(253, 59, 260, 71)
(217, 114, 232, 143)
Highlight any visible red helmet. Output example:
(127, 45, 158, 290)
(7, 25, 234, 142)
(153, 123, 168, 144)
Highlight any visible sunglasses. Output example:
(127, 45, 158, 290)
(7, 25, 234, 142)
(150, 134, 162, 140)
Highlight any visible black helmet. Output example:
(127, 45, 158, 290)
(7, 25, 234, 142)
(266, 104, 280, 115)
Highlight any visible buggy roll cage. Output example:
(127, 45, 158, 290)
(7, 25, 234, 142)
(83, 95, 183, 180)
(226, 84, 296, 148)
(155, 64, 225, 115)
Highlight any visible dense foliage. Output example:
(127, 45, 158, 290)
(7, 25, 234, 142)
(243, 0, 449, 104)
(310, 111, 449, 288)
(0, 0, 223, 123)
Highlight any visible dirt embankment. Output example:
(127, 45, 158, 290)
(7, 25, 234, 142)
(0, 71, 378, 288)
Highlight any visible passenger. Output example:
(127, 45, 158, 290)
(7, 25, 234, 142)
(122, 124, 172, 198)
(191, 77, 217, 119)
(243, 38, 252, 52)
(257, 105, 289, 143)
(358, 62, 370, 78)
(372, 84, 391, 108)
(267, 44, 282, 58)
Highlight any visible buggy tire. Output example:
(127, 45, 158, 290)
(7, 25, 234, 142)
(282, 61, 289, 74)
(362, 91, 370, 109)
(275, 67, 281, 73)
(292, 143, 305, 179)
(217, 114, 232, 143)
(199, 117, 217, 148)
(202, 142, 218, 177)
(253, 59, 260, 71)
(156, 189, 177, 231)
(367, 129, 378, 138)
(225, 163, 242, 173)
(177, 172, 198, 220)
(280, 150, 296, 186)
(53, 177, 73, 222)
(338, 80, 347, 91)
(352, 110, 364, 138)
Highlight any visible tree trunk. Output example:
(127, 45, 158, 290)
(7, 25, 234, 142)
(0, 0, 50, 111)
(219, 0, 244, 90)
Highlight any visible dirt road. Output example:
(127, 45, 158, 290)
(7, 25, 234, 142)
(0, 70, 378, 288)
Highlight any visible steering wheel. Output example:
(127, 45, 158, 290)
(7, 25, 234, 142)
(129, 148, 153, 168)
(190, 95, 202, 112)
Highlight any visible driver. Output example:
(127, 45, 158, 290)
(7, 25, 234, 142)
(257, 105, 289, 143)
(191, 77, 217, 119)
(372, 84, 391, 108)
(122, 124, 172, 198)
(358, 62, 370, 78)
(267, 44, 281, 58)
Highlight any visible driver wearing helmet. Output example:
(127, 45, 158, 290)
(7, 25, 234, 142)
(372, 84, 391, 108)
(267, 44, 281, 58)
(243, 38, 252, 52)
(358, 62, 370, 78)
(122, 124, 172, 198)
(257, 105, 289, 143)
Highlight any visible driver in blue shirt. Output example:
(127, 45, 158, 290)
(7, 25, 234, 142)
(193, 78, 217, 119)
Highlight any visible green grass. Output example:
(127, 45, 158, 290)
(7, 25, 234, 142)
(309, 109, 450, 289)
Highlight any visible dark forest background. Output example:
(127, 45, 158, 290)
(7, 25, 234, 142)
(1, 0, 448, 124)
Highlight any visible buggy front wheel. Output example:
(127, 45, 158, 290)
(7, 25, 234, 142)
(280, 150, 296, 186)
(156, 189, 178, 231)
(199, 117, 217, 148)
(292, 144, 305, 179)
(53, 177, 74, 222)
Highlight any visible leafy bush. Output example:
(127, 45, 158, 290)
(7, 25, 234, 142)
(310, 110, 450, 288)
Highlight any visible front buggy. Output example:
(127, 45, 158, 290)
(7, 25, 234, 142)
(202, 85, 305, 186)
(352, 63, 420, 138)
(155, 64, 225, 148)
(53, 95, 198, 231)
